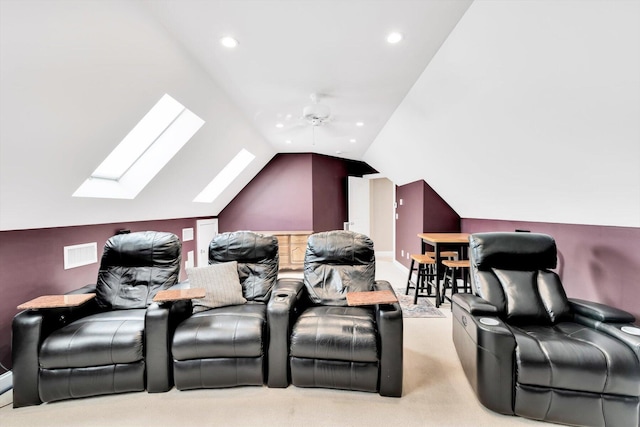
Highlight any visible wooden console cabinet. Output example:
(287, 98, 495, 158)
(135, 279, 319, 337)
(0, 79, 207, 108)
(261, 231, 312, 270)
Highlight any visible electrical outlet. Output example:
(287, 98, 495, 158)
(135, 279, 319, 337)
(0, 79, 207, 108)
(406, 252, 410, 260)
(401, 250, 404, 257)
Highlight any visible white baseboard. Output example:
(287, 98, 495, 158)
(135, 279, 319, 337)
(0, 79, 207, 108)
(393, 259, 410, 276)
(0, 371, 12, 407)
(375, 251, 394, 259)
(1, 371, 12, 393)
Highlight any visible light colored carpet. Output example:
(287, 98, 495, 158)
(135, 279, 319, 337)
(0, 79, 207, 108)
(0, 259, 552, 427)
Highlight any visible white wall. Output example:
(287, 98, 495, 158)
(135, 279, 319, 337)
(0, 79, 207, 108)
(0, 0, 275, 230)
(364, 0, 640, 227)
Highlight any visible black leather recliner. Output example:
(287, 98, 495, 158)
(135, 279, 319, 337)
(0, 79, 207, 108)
(452, 232, 640, 427)
(171, 231, 301, 390)
(271, 230, 403, 397)
(12, 231, 183, 407)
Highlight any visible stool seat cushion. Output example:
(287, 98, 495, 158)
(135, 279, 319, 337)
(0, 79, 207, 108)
(513, 322, 640, 396)
(40, 310, 146, 369)
(172, 304, 266, 360)
(290, 306, 378, 363)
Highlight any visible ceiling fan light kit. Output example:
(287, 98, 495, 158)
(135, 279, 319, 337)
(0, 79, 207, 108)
(302, 103, 331, 126)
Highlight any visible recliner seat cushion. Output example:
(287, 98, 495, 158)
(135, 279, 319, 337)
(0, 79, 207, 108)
(40, 310, 146, 369)
(172, 304, 266, 360)
(290, 306, 378, 362)
(513, 322, 640, 396)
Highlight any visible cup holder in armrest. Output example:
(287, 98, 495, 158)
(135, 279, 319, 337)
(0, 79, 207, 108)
(621, 326, 640, 336)
(479, 318, 500, 326)
(275, 293, 288, 301)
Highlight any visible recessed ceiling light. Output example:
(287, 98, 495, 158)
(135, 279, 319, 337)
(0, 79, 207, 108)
(336, 150, 343, 154)
(275, 123, 284, 128)
(220, 36, 239, 48)
(350, 139, 357, 143)
(356, 122, 364, 127)
(387, 32, 403, 44)
(285, 139, 292, 144)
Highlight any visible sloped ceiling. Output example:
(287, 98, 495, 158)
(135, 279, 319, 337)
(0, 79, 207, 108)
(365, 0, 640, 227)
(1, 0, 638, 231)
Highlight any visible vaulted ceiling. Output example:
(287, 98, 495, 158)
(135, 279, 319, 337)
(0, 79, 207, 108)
(1, 0, 638, 231)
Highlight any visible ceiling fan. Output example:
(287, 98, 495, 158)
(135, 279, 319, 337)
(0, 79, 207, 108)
(302, 93, 331, 127)
(279, 93, 340, 145)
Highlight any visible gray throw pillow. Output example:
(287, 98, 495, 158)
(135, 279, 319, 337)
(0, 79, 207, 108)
(187, 261, 246, 312)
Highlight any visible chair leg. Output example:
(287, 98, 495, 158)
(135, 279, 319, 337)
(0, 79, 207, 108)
(413, 263, 424, 304)
(405, 258, 416, 295)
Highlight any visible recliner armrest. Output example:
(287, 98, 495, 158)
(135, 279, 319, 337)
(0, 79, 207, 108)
(267, 278, 305, 388)
(373, 280, 403, 397)
(569, 298, 636, 323)
(569, 298, 635, 323)
(452, 293, 499, 316)
(145, 300, 192, 392)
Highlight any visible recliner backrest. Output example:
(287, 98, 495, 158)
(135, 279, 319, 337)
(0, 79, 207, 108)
(96, 231, 181, 310)
(303, 230, 375, 306)
(469, 232, 571, 325)
(209, 231, 278, 303)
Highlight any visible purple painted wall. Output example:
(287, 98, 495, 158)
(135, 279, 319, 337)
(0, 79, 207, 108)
(218, 153, 314, 232)
(0, 217, 208, 369)
(462, 219, 640, 321)
(312, 154, 348, 232)
(219, 153, 376, 233)
(395, 180, 461, 268)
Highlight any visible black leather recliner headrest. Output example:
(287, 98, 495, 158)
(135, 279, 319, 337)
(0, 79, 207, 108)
(470, 232, 557, 271)
(209, 231, 278, 302)
(101, 230, 181, 267)
(305, 230, 375, 266)
(97, 231, 181, 309)
(303, 230, 375, 306)
(209, 231, 278, 263)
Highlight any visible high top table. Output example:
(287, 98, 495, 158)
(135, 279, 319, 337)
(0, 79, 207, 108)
(418, 233, 470, 307)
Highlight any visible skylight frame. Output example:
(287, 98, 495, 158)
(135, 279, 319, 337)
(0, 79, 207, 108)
(73, 94, 204, 199)
(193, 148, 255, 203)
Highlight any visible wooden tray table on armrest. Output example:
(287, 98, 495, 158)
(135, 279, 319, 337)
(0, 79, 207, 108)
(153, 288, 206, 303)
(346, 290, 398, 306)
(17, 293, 96, 310)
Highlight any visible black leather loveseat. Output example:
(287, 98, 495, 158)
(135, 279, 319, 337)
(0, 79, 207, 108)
(452, 232, 640, 427)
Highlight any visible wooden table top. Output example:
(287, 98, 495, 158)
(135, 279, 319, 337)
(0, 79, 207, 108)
(418, 233, 470, 244)
(346, 290, 398, 306)
(18, 293, 96, 310)
(153, 288, 206, 302)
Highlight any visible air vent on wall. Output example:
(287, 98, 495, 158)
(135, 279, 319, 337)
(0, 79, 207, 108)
(64, 242, 98, 270)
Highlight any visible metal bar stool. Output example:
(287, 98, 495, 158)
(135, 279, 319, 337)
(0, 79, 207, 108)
(404, 254, 437, 304)
(440, 259, 471, 306)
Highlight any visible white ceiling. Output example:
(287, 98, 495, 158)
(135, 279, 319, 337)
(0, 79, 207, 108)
(1, 0, 638, 231)
(143, 0, 473, 160)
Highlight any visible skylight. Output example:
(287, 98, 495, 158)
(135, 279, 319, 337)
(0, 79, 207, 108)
(193, 149, 255, 203)
(73, 94, 204, 199)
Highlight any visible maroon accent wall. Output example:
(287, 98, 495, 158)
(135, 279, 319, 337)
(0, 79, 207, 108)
(395, 180, 461, 268)
(312, 154, 348, 232)
(218, 153, 376, 233)
(0, 217, 209, 369)
(218, 153, 314, 232)
(462, 218, 640, 321)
